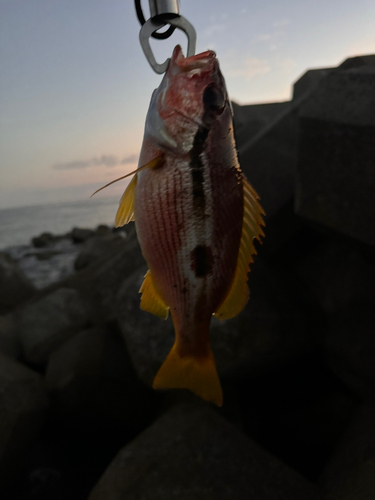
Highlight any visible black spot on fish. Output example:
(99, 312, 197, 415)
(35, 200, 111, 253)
(189, 125, 209, 212)
(191, 245, 213, 278)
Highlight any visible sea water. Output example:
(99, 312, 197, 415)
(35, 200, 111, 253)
(0, 196, 119, 250)
(0, 196, 121, 288)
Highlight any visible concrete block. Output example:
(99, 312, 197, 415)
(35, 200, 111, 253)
(89, 404, 321, 500)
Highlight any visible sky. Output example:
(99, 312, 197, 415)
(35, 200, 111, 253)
(1, 0, 374, 209)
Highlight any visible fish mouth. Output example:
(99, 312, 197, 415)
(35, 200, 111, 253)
(159, 46, 227, 131)
(170, 45, 217, 75)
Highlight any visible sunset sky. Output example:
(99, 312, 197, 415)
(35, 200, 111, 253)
(1, 0, 374, 209)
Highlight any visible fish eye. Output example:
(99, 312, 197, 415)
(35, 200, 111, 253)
(203, 84, 225, 113)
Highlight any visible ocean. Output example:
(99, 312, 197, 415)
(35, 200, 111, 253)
(0, 196, 120, 250)
(0, 197, 122, 288)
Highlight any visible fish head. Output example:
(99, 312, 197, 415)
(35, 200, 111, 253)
(145, 45, 230, 155)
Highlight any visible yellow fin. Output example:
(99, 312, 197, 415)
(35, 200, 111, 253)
(91, 155, 164, 198)
(153, 342, 223, 406)
(139, 270, 169, 319)
(115, 174, 137, 228)
(214, 177, 265, 320)
(114, 155, 165, 228)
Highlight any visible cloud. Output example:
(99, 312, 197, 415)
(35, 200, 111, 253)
(277, 58, 297, 74)
(91, 155, 118, 167)
(202, 23, 226, 38)
(121, 154, 138, 165)
(273, 19, 290, 27)
(254, 34, 272, 43)
(250, 21, 290, 51)
(343, 36, 375, 57)
(52, 159, 90, 170)
(224, 54, 271, 81)
(53, 154, 138, 170)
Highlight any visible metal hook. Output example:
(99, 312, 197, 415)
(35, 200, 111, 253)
(139, 11, 197, 74)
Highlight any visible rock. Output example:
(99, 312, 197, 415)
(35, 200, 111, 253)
(22, 467, 64, 500)
(325, 300, 375, 398)
(88, 404, 321, 500)
(15, 237, 81, 289)
(94, 224, 111, 237)
(0, 252, 36, 314)
(45, 325, 154, 427)
(295, 65, 375, 245)
(24, 250, 62, 261)
(337, 53, 375, 71)
(294, 235, 375, 400)
(232, 100, 292, 147)
(116, 266, 173, 385)
(71, 227, 94, 244)
(233, 92, 317, 259)
(320, 404, 375, 500)
(0, 315, 20, 359)
(292, 68, 332, 100)
(74, 233, 127, 271)
(236, 94, 306, 220)
(0, 354, 48, 488)
(235, 352, 358, 481)
(31, 232, 56, 248)
(294, 237, 375, 314)
(59, 226, 144, 324)
(116, 259, 315, 388)
(17, 287, 90, 365)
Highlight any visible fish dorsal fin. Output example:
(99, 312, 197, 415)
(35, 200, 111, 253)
(214, 177, 265, 320)
(139, 270, 169, 319)
(115, 174, 137, 227)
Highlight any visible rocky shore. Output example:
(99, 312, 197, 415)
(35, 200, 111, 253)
(1, 54, 374, 499)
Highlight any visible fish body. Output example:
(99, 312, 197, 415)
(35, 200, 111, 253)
(116, 46, 264, 406)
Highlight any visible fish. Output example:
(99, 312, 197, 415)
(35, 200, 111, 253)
(114, 45, 264, 406)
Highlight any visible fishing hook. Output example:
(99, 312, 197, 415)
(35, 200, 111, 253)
(135, 0, 197, 74)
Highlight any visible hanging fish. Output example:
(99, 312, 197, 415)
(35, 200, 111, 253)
(97, 46, 264, 406)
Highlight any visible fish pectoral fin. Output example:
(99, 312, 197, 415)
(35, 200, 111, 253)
(115, 173, 137, 227)
(115, 155, 165, 228)
(214, 176, 265, 321)
(139, 270, 169, 319)
(91, 155, 164, 199)
(152, 342, 223, 407)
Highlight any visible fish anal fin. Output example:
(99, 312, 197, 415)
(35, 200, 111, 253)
(115, 174, 137, 228)
(214, 177, 265, 321)
(139, 270, 169, 319)
(152, 342, 223, 406)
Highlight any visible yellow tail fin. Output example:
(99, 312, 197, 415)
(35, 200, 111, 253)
(152, 342, 223, 406)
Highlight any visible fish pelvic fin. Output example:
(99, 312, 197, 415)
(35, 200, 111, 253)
(214, 176, 265, 320)
(152, 342, 223, 407)
(139, 270, 169, 319)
